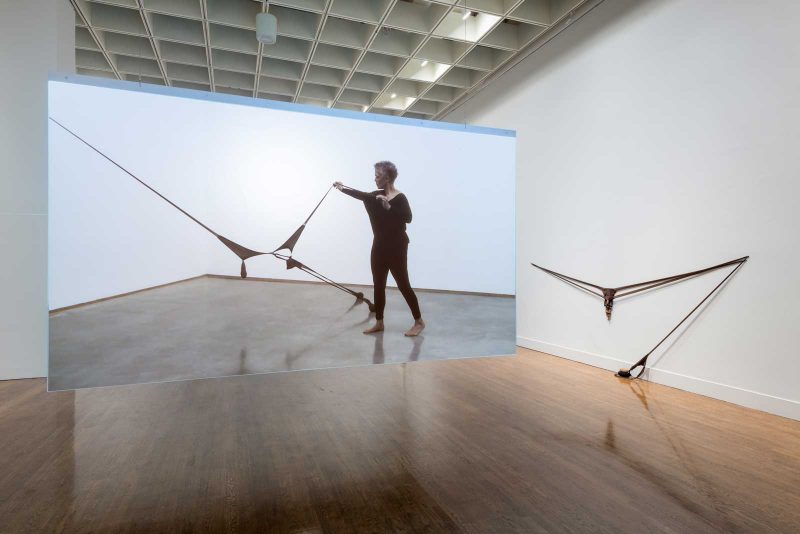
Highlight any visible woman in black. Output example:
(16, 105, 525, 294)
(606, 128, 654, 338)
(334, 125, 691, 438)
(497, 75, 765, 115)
(334, 161, 425, 336)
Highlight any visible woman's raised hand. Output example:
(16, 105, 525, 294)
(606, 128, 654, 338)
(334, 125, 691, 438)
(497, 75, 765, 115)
(333, 181, 344, 190)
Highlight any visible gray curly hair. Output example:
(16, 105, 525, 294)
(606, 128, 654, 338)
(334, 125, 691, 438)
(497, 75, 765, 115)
(374, 161, 398, 182)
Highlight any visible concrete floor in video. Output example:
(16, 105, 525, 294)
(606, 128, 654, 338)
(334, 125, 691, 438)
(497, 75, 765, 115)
(49, 277, 516, 390)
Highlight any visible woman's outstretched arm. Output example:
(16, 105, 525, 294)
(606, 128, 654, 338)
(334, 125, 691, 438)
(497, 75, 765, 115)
(334, 182, 373, 201)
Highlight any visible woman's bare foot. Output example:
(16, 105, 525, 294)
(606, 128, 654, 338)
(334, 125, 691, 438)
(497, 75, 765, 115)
(363, 320, 384, 334)
(404, 319, 425, 337)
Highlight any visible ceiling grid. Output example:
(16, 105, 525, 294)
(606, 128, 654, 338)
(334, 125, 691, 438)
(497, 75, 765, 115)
(73, 0, 591, 120)
(200, 0, 216, 92)
(252, 1, 268, 96)
(328, 1, 399, 113)
(135, 0, 171, 85)
(400, 0, 528, 117)
(357, 2, 456, 116)
(70, 0, 123, 80)
(292, 1, 334, 104)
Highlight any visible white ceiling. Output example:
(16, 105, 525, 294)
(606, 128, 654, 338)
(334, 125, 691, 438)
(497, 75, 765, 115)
(72, 0, 590, 120)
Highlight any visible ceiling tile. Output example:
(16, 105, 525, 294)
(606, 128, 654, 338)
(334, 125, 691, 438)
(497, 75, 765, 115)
(74, 0, 571, 118)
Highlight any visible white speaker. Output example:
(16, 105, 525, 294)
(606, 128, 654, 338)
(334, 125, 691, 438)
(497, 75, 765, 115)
(256, 13, 277, 45)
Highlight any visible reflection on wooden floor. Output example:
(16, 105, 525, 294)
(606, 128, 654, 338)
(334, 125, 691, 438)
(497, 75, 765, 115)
(1, 348, 799, 533)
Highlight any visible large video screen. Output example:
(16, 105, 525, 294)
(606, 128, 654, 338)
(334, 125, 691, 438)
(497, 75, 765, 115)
(48, 76, 516, 390)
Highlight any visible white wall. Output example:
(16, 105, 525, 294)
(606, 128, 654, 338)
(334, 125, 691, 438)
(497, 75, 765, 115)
(49, 79, 516, 310)
(448, 0, 800, 420)
(1, 0, 74, 379)
(201, 97, 516, 294)
(49, 83, 212, 310)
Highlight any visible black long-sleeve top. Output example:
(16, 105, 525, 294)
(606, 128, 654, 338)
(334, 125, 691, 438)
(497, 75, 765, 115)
(341, 187, 412, 244)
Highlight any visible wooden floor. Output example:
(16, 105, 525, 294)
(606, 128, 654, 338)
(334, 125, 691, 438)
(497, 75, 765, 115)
(1, 349, 798, 533)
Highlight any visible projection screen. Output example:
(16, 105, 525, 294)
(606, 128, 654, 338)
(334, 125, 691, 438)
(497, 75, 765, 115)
(48, 75, 516, 390)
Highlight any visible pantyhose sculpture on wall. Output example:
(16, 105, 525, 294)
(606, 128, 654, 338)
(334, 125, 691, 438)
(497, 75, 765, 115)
(530, 256, 748, 379)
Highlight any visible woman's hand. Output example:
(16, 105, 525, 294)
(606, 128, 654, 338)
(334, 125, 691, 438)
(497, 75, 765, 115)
(333, 181, 344, 191)
(375, 194, 391, 210)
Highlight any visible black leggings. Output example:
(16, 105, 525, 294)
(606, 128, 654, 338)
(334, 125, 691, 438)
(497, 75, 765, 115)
(371, 240, 421, 321)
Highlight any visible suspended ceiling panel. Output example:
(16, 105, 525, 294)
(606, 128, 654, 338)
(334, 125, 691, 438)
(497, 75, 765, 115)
(72, 0, 591, 120)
